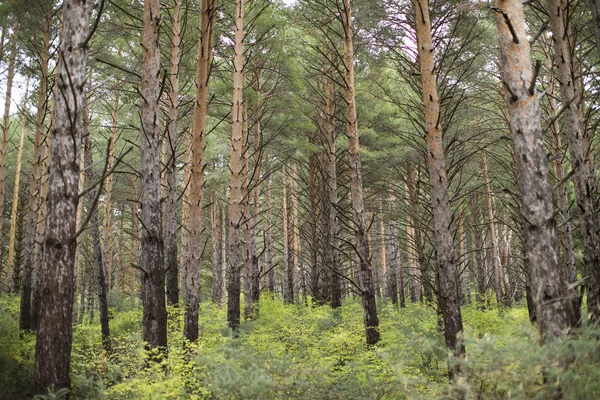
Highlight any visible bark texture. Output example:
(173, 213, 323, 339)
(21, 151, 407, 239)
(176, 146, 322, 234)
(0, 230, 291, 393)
(140, 0, 168, 351)
(414, 0, 464, 374)
(548, 0, 597, 324)
(494, 0, 570, 341)
(227, 0, 245, 330)
(34, 0, 93, 392)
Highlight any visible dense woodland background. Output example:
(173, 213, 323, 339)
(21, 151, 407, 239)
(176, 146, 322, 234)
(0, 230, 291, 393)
(0, 0, 599, 398)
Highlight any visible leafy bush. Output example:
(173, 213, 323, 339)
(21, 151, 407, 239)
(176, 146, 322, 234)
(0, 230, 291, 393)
(3, 292, 600, 399)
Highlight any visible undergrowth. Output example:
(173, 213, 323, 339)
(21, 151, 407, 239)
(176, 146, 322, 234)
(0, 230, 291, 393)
(1, 293, 599, 399)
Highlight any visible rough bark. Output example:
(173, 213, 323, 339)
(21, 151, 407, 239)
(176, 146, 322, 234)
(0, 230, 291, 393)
(165, 0, 182, 307)
(33, 0, 93, 392)
(140, 0, 168, 351)
(250, 75, 262, 308)
(414, 0, 464, 373)
(341, 0, 380, 345)
(227, 0, 245, 330)
(242, 104, 255, 318)
(494, 0, 570, 341)
(548, 0, 597, 324)
(404, 169, 422, 303)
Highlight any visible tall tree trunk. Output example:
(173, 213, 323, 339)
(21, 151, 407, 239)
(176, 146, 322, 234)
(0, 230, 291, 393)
(494, 0, 569, 341)
(227, 0, 245, 330)
(33, 0, 93, 392)
(414, 0, 464, 374)
(545, 54, 579, 325)
(21, 9, 51, 331)
(242, 104, 255, 318)
(481, 151, 503, 307)
(7, 75, 29, 290)
(548, 0, 597, 324)
(250, 75, 262, 308)
(140, 0, 168, 351)
(165, 0, 182, 307)
(103, 91, 118, 291)
(129, 187, 139, 306)
(341, 0, 380, 345)
(83, 107, 111, 353)
(0, 20, 19, 279)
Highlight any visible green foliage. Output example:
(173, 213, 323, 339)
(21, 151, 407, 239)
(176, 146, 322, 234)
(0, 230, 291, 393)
(2, 294, 600, 399)
(0, 294, 35, 397)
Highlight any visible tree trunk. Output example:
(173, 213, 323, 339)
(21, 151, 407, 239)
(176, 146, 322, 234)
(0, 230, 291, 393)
(227, 0, 245, 330)
(494, 0, 570, 341)
(165, 0, 183, 307)
(250, 75, 262, 308)
(103, 92, 118, 291)
(140, 0, 168, 351)
(83, 107, 111, 353)
(33, 0, 93, 392)
(414, 0, 464, 374)
(481, 151, 503, 307)
(264, 162, 275, 294)
(404, 168, 422, 303)
(0, 20, 19, 281)
(7, 75, 29, 290)
(378, 194, 388, 299)
(548, 0, 597, 324)
(242, 104, 255, 318)
(282, 166, 293, 304)
(341, 0, 380, 346)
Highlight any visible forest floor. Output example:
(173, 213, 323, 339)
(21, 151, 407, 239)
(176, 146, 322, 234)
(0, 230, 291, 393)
(1, 294, 599, 399)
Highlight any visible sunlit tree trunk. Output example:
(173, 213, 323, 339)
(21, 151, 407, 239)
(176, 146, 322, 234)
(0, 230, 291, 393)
(341, 0, 379, 345)
(34, 0, 93, 392)
(414, 0, 464, 373)
(494, 0, 569, 341)
(227, 0, 246, 330)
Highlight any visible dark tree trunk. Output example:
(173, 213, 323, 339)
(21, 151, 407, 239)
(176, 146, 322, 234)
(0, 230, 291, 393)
(140, 0, 168, 351)
(34, 0, 93, 393)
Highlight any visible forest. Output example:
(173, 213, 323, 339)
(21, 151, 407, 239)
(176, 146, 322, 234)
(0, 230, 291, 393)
(0, 0, 599, 398)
